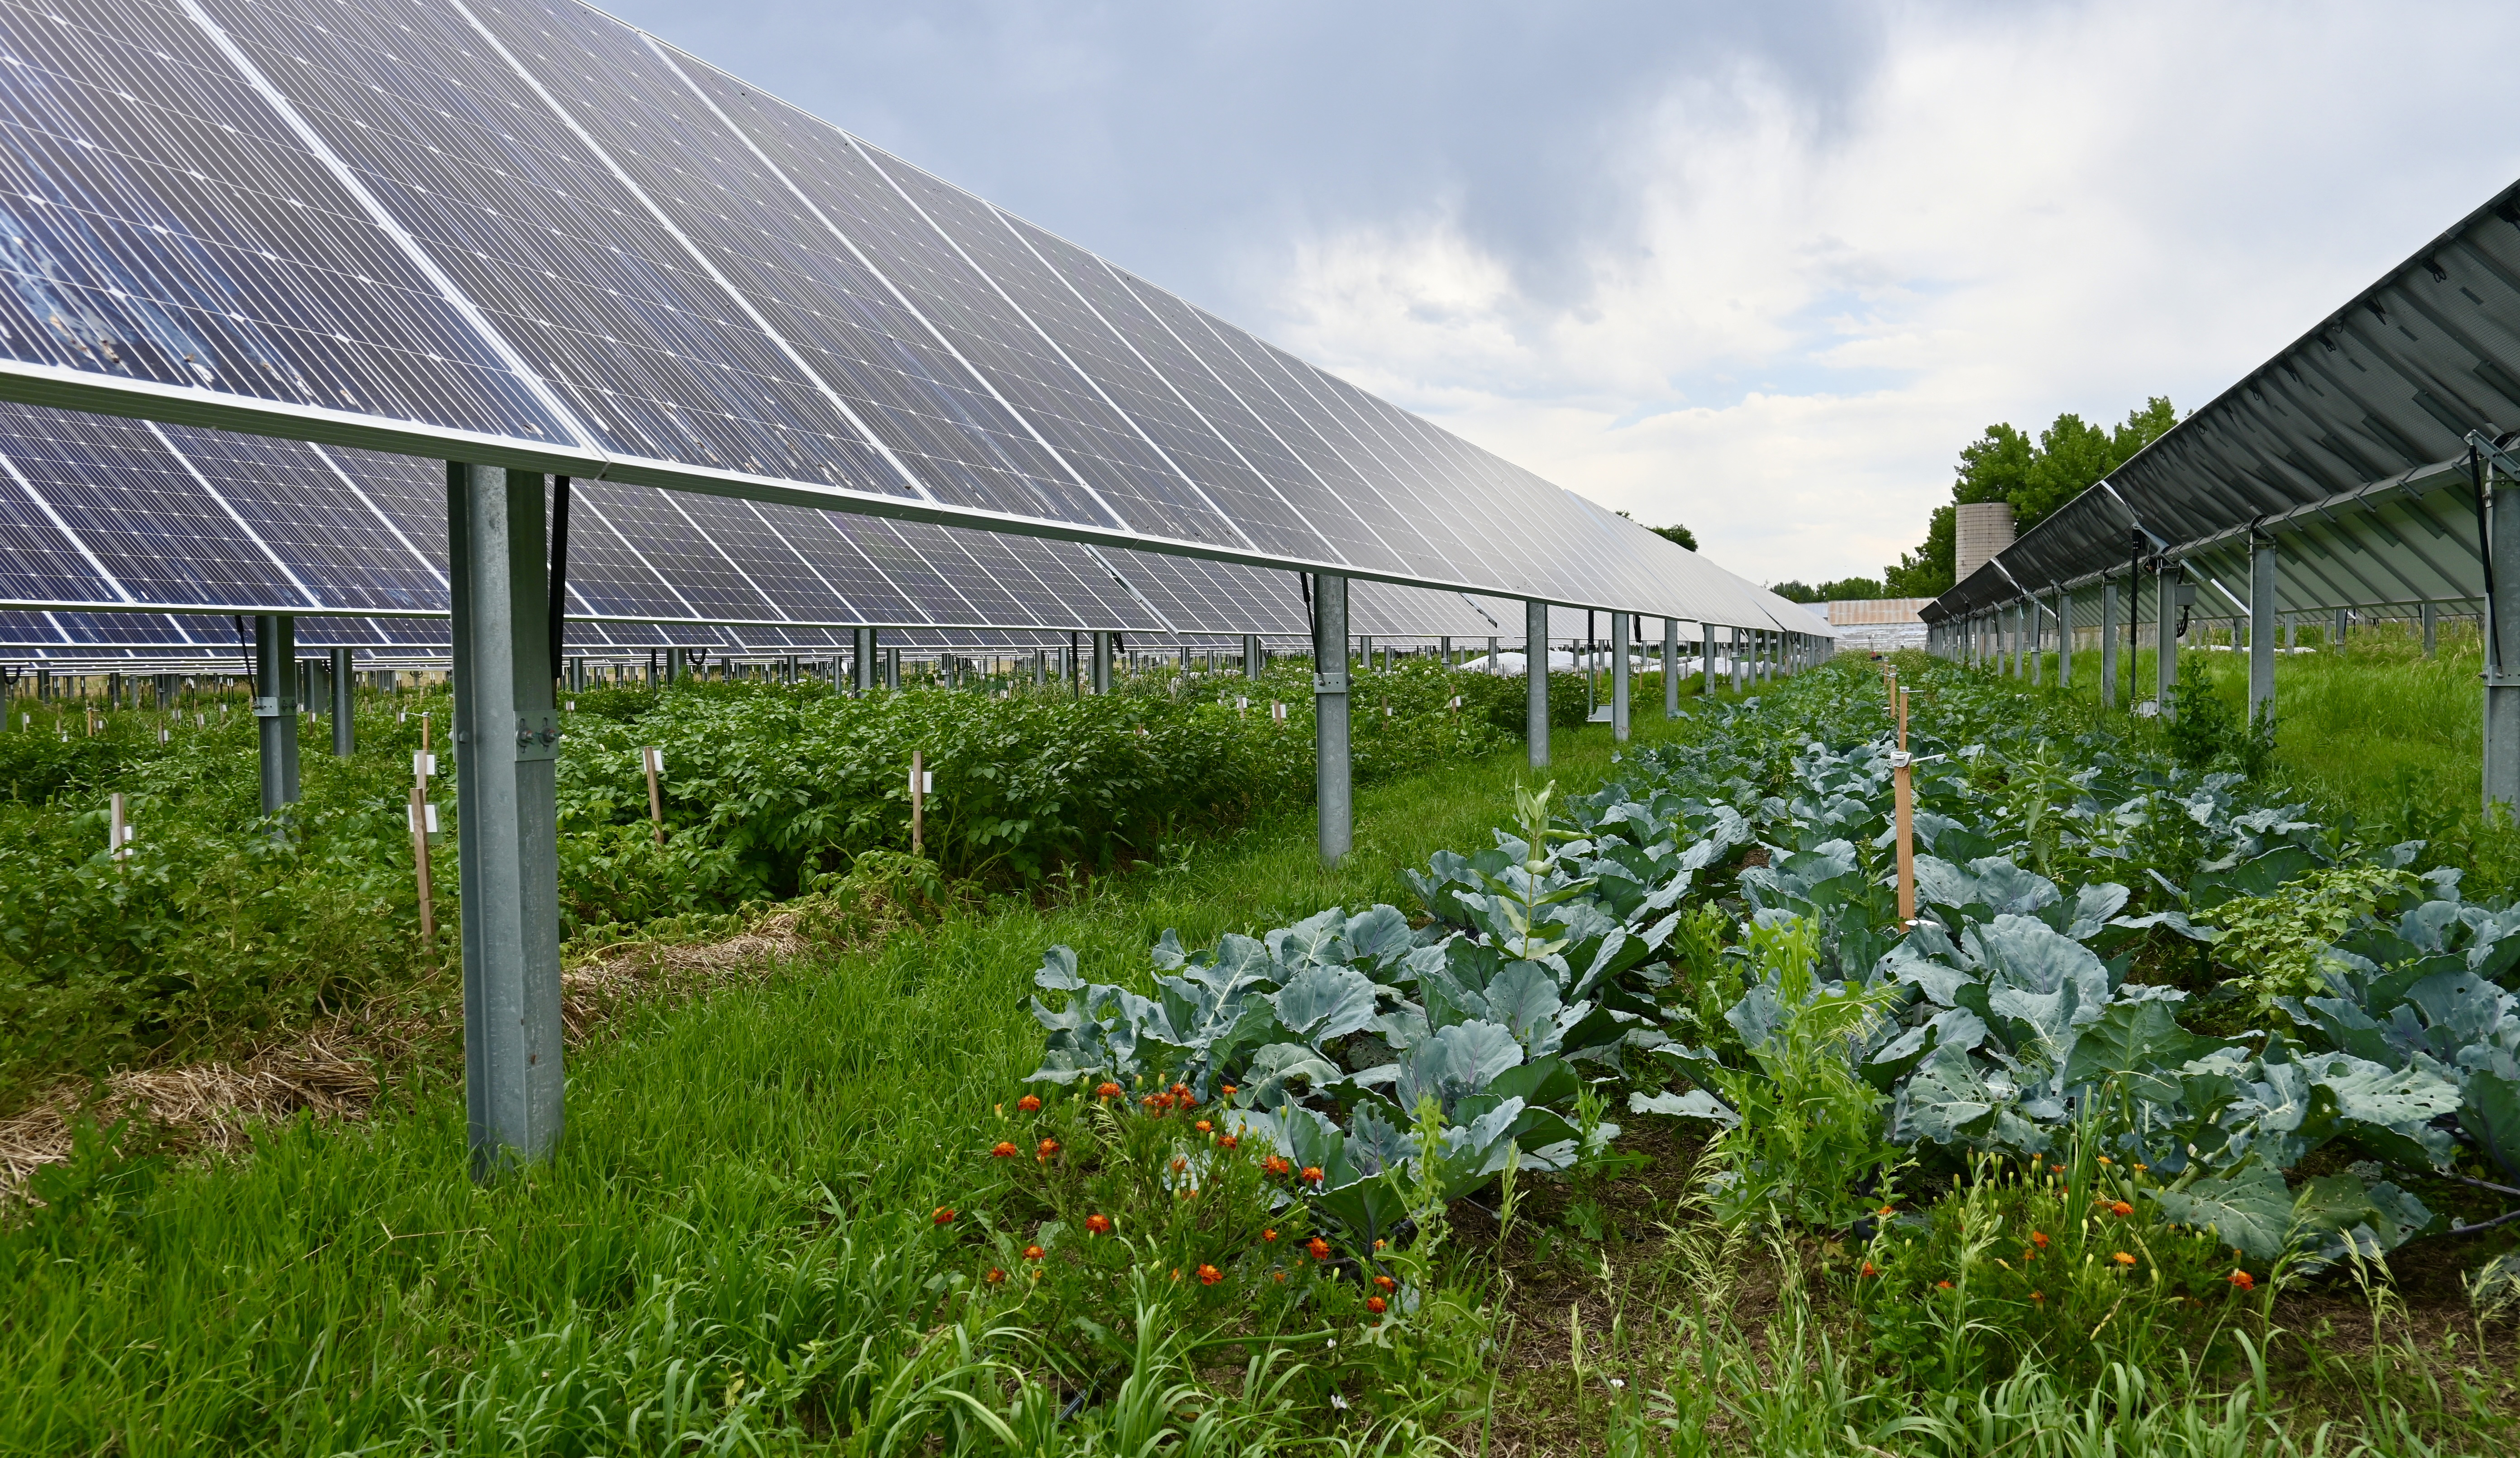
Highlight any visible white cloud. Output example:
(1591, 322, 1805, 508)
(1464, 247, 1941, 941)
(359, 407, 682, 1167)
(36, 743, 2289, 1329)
(1251, 0, 2520, 586)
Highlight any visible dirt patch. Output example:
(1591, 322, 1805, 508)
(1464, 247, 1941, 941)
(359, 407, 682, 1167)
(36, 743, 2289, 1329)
(0, 906, 830, 1205)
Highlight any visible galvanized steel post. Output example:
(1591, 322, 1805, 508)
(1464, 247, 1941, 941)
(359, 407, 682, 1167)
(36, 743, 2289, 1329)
(1314, 574, 1351, 863)
(1526, 599, 1551, 768)
(330, 646, 354, 756)
(252, 614, 300, 815)
(2100, 578, 2120, 708)
(2488, 468, 2520, 810)
(1702, 622, 1718, 697)
(1611, 611, 1630, 742)
(2056, 587, 2073, 687)
(1663, 617, 1680, 717)
(2249, 535, 2277, 727)
(1243, 634, 1261, 679)
(2423, 601, 2439, 657)
(2157, 565, 2183, 715)
(447, 462, 564, 1181)
(1092, 631, 1112, 694)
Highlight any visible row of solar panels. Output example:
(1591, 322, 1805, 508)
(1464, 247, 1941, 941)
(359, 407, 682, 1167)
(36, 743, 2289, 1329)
(0, 390, 1822, 655)
(0, 0, 1820, 635)
(1927, 175, 2520, 625)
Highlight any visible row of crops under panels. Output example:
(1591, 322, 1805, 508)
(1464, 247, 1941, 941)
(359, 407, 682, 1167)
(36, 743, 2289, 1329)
(996, 649, 2518, 1383)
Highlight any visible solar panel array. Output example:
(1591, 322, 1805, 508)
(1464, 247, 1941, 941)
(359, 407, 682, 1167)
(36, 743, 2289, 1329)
(0, 0, 1817, 635)
(1926, 175, 2520, 629)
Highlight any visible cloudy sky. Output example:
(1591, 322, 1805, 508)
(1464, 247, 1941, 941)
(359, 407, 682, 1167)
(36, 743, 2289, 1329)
(605, 0, 2520, 587)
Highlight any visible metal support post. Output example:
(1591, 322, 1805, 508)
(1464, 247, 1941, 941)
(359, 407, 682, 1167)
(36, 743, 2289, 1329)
(2029, 600, 2043, 685)
(2100, 578, 2119, 708)
(447, 462, 563, 1180)
(854, 629, 877, 692)
(2157, 565, 2183, 713)
(1092, 631, 1112, 694)
(1526, 599, 1550, 769)
(1610, 611, 1630, 742)
(1702, 622, 1718, 697)
(886, 648, 900, 690)
(2249, 536, 2277, 727)
(1663, 617, 1680, 717)
(1314, 574, 1351, 864)
(2334, 607, 2350, 646)
(2423, 601, 2439, 657)
(252, 614, 301, 815)
(2056, 587, 2073, 687)
(1244, 634, 1261, 679)
(2488, 464, 2520, 810)
(330, 646, 354, 756)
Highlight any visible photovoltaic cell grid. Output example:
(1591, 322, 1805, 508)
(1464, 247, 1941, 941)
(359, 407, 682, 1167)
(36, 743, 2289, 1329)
(0, 0, 1822, 639)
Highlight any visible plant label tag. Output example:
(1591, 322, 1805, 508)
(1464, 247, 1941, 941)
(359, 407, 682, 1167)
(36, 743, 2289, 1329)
(566, 700, 576, 712)
(413, 751, 437, 778)
(1272, 702, 1286, 721)
(408, 802, 440, 834)
(644, 748, 665, 775)
(910, 769, 933, 793)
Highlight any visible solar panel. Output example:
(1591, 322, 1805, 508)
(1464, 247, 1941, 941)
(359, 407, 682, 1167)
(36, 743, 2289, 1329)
(0, 0, 1807, 634)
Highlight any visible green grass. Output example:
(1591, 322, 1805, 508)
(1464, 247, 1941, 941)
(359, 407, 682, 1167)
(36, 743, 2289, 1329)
(0, 709, 1698, 1456)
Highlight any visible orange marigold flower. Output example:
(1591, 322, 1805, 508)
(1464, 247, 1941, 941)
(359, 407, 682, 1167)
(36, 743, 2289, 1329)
(1222, 1084, 1238, 1097)
(990, 1141, 1019, 1159)
(1197, 1264, 1222, 1286)
(1366, 1295, 1388, 1315)
(1195, 1119, 1213, 1133)
(2031, 1290, 2045, 1302)
(1095, 1082, 1122, 1100)
(2109, 1201, 2134, 1218)
(1307, 1237, 1331, 1261)
(1084, 1214, 1113, 1235)
(2228, 1269, 2255, 1291)
(2023, 1249, 2038, 1262)
(1859, 1262, 1878, 1277)
(2097, 1156, 2113, 1165)
(2030, 1230, 2049, 1248)
(1273, 1272, 1286, 1283)
(933, 1207, 956, 1225)
(1218, 1136, 1238, 1150)
(984, 1267, 1006, 1284)
(1263, 1228, 1279, 1242)
(1170, 1156, 1188, 1173)
(1017, 1095, 1042, 1113)
(2112, 1251, 2136, 1267)
(1935, 1280, 1953, 1290)
(1023, 1244, 1045, 1261)
(1170, 1082, 1190, 1099)
(1374, 1274, 1396, 1292)
(1300, 1166, 1325, 1185)
(1876, 1205, 1896, 1217)
(1037, 1138, 1061, 1161)
(1263, 1156, 1291, 1177)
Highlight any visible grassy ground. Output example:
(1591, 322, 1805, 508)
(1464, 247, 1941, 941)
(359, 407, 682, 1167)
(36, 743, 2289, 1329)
(0, 706, 1700, 1455)
(9, 668, 2518, 1455)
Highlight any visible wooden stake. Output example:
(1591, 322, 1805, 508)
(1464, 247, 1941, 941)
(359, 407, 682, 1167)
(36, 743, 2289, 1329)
(911, 749, 925, 858)
(1895, 685, 1916, 924)
(410, 783, 435, 947)
(642, 746, 665, 846)
(109, 791, 130, 869)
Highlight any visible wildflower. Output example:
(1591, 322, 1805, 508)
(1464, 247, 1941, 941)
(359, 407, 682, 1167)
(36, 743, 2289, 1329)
(1366, 1296, 1388, 1315)
(1374, 1275, 1396, 1292)
(1935, 1280, 1953, 1290)
(985, 1267, 1006, 1284)
(2229, 1269, 2255, 1290)
(1859, 1262, 1878, 1278)
(1170, 1157, 1188, 1173)
(1877, 1205, 1896, 1217)
(1198, 1264, 1222, 1286)
(1170, 1082, 1190, 1099)
(1170, 1268, 1182, 1281)
(1263, 1228, 1279, 1242)
(1300, 1166, 1325, 1186)
(1195, 1120, 1213, 1133)
(2112, 1252, 2136, 1267)
(1037, 1138, 1061, 1161)
(1273, 1272, 1286, 1283)
(990, 1141, 1019, 1159)
(933, 1207, 956, 1225)
(1024, 1244, 1045, 1261)
(1263, 1156, 1291, 1177)
(1373, 1239, 1386, 1251)
(1218, 1136, 1238, 1150)
(2031, 1291, 2045, 1302)
(1017, 1095, 1042, 1113)
(2030, 1230, 2049, 1248)
(1307, 1237, 1331, 1261)
(1095, 1082, 1122, 1100)
(1084, 1214, 1112, 1235)
(1222, 1084, 1238, 1097)
(2133, 1163, 2148, 1172)
(2097, 1156, 2113, 1165)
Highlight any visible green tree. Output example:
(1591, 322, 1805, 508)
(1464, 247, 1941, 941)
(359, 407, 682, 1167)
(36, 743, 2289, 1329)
(1882, 397, 2178, 594)
(1618, 510, 1698, 551)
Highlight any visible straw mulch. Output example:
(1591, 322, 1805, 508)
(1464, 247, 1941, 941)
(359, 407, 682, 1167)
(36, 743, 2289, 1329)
(0, 908, 819, 1205)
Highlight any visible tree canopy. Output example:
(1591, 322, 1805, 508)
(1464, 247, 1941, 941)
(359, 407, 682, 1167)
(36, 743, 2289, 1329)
(1618, 511, 1698, 552)
(1882, 397, 2177, 597)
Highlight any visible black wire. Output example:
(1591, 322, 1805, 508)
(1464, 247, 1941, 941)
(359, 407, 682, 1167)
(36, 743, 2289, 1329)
(547, 475, 571, 679)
